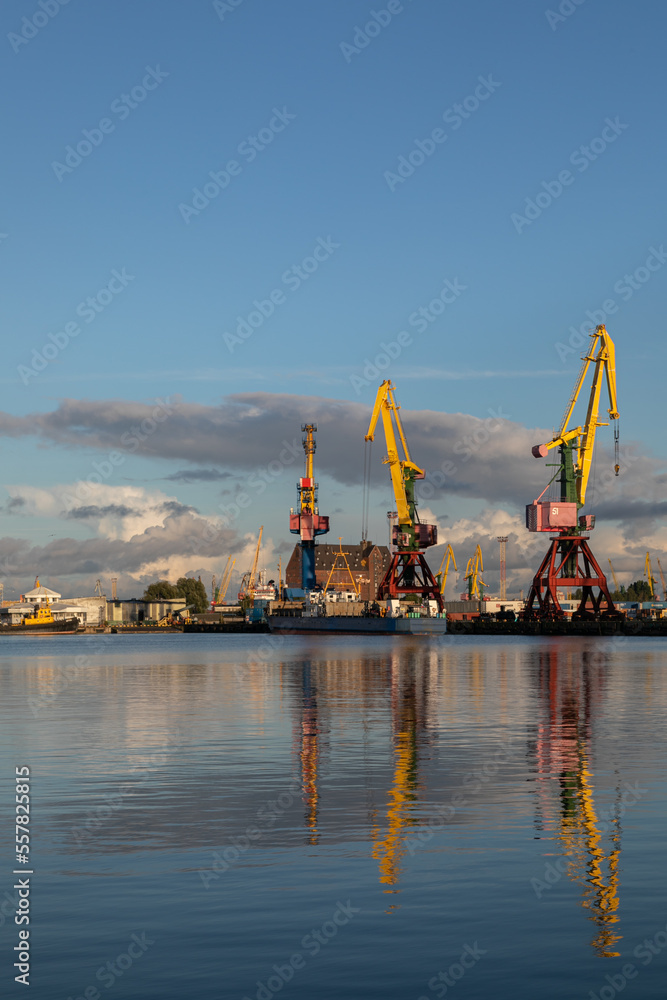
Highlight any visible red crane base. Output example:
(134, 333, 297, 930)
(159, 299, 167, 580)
(376, 551, 444, 611)
(524, 534, 618, 619)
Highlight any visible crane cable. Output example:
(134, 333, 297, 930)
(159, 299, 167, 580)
(362, 439, 372, 544)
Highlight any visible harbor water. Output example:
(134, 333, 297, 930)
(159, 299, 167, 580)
(2, 633, 667, 999)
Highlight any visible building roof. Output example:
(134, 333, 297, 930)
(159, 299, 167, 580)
(312, 542, 389, 571)
(24, 584, 61, 599)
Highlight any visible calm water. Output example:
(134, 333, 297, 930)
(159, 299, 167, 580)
(1, 633, 667, 999)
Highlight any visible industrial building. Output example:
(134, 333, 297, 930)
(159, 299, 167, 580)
(106, 597, 188, 624)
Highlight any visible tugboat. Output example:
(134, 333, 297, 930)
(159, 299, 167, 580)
(0, 605, 82, 635)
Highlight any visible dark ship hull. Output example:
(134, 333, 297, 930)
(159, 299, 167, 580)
(0, 617, 81, 635)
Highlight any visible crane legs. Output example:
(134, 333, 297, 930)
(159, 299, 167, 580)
(524, 535, 618, 619)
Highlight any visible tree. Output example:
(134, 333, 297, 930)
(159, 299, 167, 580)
(142, 576, 209, 612)
(609, 580, 655, 602)
(143, 580, 179, 600)
(625, 579, 654, 602)
(175, 576, 209, 613)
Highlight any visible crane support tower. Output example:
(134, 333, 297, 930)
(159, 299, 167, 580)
(290, 424, 330, 590)
(524, 325, 620, 619)
(365, 381, 442, 609)
(497, 537, 508, 601)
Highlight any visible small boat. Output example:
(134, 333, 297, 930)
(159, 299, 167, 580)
(0, 606, 82, 635)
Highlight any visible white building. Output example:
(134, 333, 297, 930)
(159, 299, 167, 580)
(0, 580, 106, 626)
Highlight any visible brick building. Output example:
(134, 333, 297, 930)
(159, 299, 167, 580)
(285, 541, 391, 602)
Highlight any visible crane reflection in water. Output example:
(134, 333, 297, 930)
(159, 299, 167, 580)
(533, 646, 622, 957)
(291, 643, 626, 950)
(294, 662, 321, 845)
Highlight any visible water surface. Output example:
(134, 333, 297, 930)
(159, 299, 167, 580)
(1, 633, 666, 999)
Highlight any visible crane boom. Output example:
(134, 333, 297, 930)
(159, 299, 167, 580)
(365, 381, 423, 528)
(238, 528, 263, 600)
(533, 326, 619, 508)
(437, 544, 457, 597)
(248, 527, 263, 595)
(644, 552, 654, 598)
(657, 558, 667, 602)
(607, 559, 619, 592)
(219, 557, 235, 603)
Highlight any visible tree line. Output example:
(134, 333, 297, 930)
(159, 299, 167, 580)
(142, 577, 209, 613)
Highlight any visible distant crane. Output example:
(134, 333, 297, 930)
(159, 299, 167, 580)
(238, 528, 263, 601)
(364, 381, 441, 608)
(289, 424, 330, 590)
(219, 559, 235, 603)
(94, 579, 105, 597)
(464, 545, 486, 600)
(607, 559, 620, 594)
(657, 558, 667, 602)
(644, 552, 655, 599)
(525, 325, 619, 619)
(214, 556, 235, 605)
(436, 544, 457, 599)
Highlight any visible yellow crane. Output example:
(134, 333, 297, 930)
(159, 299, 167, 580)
(657, 558, 667, 602)
(436, 544, 457, 598)
(364, 381, 441, 607)
(644, 552, 654, 599)
(238, 527, 263, 601)
(464, 544, 486, 600)
(216, 557, 236, 604)
(525, 325, 620, 619)
(607, 559, 620, 593)
(532, 326, 619, 507)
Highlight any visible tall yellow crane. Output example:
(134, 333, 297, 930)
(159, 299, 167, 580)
(657, 558, 667, 602)
(525, 326, 620, 619)
(436, 544, 457, 598)
(238, 527, 263, 601)
(464, 544, 486, 600)
(364, 381, 441, 608)
(607, 559, 620, 593)
(644, 552, 655, 599)
(531, 326, 619, 506)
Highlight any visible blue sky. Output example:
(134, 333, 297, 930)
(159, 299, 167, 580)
(0, 0, 665, 599)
